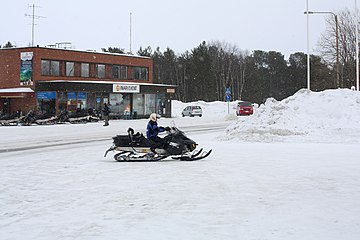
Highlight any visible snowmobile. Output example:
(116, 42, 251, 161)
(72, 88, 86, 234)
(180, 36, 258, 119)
(21, 110, 57, 126)
(104, 126, 212, 162)
(56, 109, 70, 124)
(0, 113, 25, 126)
(67, 110, 100, 124)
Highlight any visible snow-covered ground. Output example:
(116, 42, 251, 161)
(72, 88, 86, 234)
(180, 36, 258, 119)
(1, 89, 360, 240)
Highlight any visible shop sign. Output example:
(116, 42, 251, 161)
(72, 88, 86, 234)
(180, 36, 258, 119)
(113, 84, 140, 93)
(20, 52, 33, 86)
(37, 91, 56, 100)
(166, 88, 175, 93)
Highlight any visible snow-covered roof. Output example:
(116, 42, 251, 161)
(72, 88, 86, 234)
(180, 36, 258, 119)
(0, 87, 34, 93)
(0, 46, 151, 59)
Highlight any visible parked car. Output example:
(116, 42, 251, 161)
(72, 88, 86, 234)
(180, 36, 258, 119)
(181, 106, 202, 117)
(236, 101, 253, 116)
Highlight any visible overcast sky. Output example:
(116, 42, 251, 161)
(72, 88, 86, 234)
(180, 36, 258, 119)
(0, 0, 356, 58)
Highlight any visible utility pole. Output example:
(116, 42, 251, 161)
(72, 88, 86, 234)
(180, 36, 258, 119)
(129, 12, 132, 54)
(25, 4, 45, 46)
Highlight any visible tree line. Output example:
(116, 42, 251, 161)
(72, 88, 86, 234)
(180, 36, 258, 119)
(133, 8, 357, 104)
(136, 43, 334, 104)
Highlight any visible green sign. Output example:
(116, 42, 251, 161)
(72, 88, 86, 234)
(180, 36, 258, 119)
(20, 52, 33, 86)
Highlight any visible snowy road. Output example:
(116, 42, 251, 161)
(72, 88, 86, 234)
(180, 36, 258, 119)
(0, 119, 224, 153)
(1, 120, 360, 240)
(2, 90, 360, 240)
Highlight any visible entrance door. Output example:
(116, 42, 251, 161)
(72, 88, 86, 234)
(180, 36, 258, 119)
(2, 98, 10, 114)
(39, 99, 56, 115)
(94, 94, 109, 117)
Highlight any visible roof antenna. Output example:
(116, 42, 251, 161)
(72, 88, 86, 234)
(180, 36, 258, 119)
(25, 4, 45, 46)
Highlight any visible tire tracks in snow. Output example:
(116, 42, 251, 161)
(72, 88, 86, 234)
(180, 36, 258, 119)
(0, 124, 225, 154)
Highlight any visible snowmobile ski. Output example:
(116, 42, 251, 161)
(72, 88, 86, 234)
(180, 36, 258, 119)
(172, 149, 212, 161)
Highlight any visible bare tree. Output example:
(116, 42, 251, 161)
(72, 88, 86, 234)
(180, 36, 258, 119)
(317, 9, 358, 88)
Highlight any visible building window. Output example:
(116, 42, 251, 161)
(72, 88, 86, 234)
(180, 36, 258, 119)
(145, 94, 156, 115)
(120, 66, 127, 79)
(77, 92, 87, 110)
(109, 93, 130, 116)
(41, 60, 60, 76)
(58, 92, 67, 111)
(81, 63, 89, 77)
(133, 67, 148, 80)
(67, 92, 77, 112)
(66, 62, 74, 76)
(97, 64, 105, 78)
(133, 94, 145, 115)
(112, 65, 119, 79)
(112, 65, 128, 79)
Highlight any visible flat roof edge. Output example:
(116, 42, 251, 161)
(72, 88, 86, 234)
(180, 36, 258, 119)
(38, 80, 177, 88)
(0, 46, 151, 59)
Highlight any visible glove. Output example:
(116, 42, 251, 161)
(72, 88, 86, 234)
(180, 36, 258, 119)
(164, 127, 171, 131)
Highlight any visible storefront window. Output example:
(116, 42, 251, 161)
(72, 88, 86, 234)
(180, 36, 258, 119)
(145, 94, 156, 115)
(109, 93, 130, 117)
(77, 92, 87, 110)
(67, 92, 77, 112)
(156, 94, 166, 115)
(58, 92, 67, 111)
(133, 94, 145, 116)
(87, 93, 95, 110)
(36, 91, 56, 115)
(81, 63, 89, 77)
(95, 96, 102, 111)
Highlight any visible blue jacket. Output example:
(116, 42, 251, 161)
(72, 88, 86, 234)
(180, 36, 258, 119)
(146, 120, 165, 139)
(102, 104, 110, 116)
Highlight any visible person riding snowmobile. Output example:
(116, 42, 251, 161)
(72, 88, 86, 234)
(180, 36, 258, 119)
(146, 113, 170, 150)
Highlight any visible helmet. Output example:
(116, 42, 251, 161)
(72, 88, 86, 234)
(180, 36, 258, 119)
(150, 113, 157, 121)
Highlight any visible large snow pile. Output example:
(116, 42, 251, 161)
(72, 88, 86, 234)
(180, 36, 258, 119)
(223, 89, 360, 143)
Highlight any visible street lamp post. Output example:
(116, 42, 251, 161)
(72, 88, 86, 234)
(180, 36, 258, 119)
(356, 0, 359, 91)
(304, 11, 340, 88)
(306, 0, 310, 90)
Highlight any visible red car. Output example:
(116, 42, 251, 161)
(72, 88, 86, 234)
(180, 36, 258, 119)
(236, 101, 253, 116)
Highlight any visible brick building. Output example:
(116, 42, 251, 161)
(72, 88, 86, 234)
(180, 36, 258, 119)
(0, 46, 176, 118)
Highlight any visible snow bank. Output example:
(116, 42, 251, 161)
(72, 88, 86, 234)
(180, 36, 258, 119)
(223, 89, 360, 143)
(172, 100, 238, 120)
